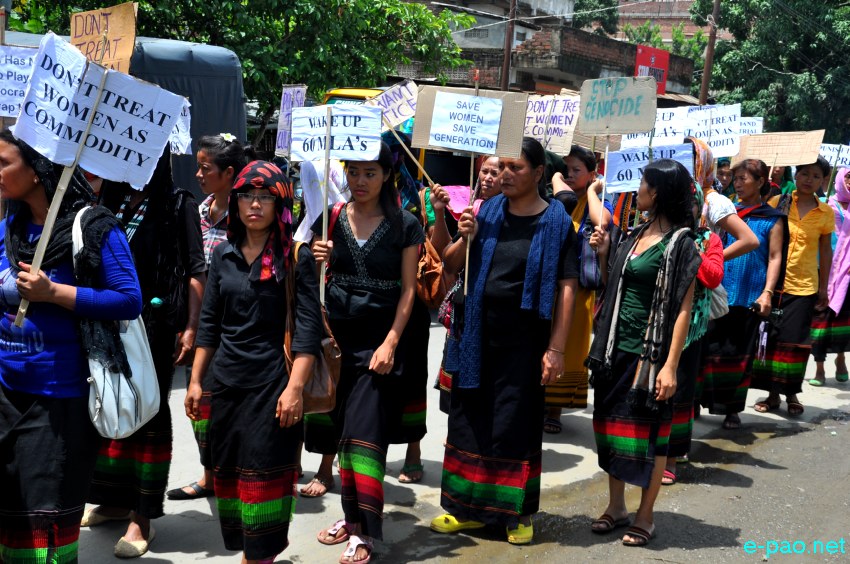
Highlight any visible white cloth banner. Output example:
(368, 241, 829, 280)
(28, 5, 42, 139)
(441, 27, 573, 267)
(606, 144, 695, 194)
(290, 105, 382, 162)
(13, 33, 185, 189)
(274, 85, 307, 156)
(0, 46, 37, 118)
(428, 91, 502, 154)
(619, 106, 693, 149)
(686, 103, 742, 158)
(740, 117, 764, 136)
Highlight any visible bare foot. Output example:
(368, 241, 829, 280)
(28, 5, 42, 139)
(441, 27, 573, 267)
(300, 475, 334, 497)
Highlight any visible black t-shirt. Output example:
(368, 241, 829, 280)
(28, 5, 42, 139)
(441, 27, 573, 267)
(196, 243, 323, 388)
(483, 208, 579, 346)
(311, 205, 424, 320)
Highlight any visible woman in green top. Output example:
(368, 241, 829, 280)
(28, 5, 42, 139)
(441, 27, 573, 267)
(587, 160, 701, 547)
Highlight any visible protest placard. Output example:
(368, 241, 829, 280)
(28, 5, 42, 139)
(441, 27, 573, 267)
(523, 94, 580, 154)
(0, 46, 36, 118)
(732, 130, 825, 167)
(576, 77, 657, 135)
(411, 86, 528, 158)
(364, 79, 417, 131)
(70, 2, 137, 73)
(740, 117, 763, 136)
(606, 144, 695, 194)
(685, 103, 741, 158)
(13, 33, 186, 188)
(426, 91, 502, 154)
(620, 106, 693, 149)
(290, 104, 382, 162)
(820, 144, 850, 168)
(169, 98, 191, 155)
(274, 84, 306, 157)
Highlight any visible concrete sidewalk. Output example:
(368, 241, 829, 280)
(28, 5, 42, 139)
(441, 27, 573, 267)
(78, 321, 850, 563)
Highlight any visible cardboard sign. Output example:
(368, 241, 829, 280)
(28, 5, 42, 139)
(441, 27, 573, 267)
(411, 86, 528, 158)
(0, 46, 37, 118)
(169, 98, 192, 155)
(685, 103, 741, 158)
(620, 106, 693, 149)
(274, 84, 307, 157)
(606, 144, 695, 194)
(740, 117, 764, 136)
(577, 77, 657, 135)
(364, 79, 417, 131)
(732, 130, 825, 167)
(820, 144, 850, 168)
(70, 2, 137, 73)
(13, 33, 185, 189)
(635, 45, 669, 95)
(523, 94, 580, 154)
(427, 91, 502, 154)
(290, 104, 382, 162)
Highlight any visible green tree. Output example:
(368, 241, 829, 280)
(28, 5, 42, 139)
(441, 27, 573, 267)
(572, 0, 619, 36)
(623, 21, 664, 48)
(691, 0, 850, 142)
(623, 21, 707, 97)
(10, 0, 473, 141)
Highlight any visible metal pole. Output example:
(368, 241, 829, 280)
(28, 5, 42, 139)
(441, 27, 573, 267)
(699, 0, 721, 105)
(499, 0, 517, 91)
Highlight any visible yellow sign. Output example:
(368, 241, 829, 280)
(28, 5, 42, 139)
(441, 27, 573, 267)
(70, 2, 137, 73)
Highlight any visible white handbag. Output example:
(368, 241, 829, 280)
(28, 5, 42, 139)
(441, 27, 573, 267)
(72, 207, 160, 439)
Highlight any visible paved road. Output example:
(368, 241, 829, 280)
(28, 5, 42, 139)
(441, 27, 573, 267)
(79, 320, 850, 563)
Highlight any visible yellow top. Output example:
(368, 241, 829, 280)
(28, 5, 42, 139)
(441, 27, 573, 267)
(768, 191, 835, 296)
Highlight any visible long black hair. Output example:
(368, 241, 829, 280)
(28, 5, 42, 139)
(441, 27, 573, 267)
(344, 141, 401, 231)
(642, 159, 695, 230)
(520, 136, 547, 197)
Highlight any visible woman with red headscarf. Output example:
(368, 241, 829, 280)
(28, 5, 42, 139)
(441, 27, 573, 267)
(186, 161, 323, 564)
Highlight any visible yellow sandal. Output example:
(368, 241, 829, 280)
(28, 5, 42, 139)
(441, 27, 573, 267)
(430, 514, 485, 534)
(507, 521, 533, 545)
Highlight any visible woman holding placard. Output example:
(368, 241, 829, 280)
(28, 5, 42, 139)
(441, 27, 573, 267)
(810, 168, 850, 386)
(751, 157, 834, 415)
(312, 142, 423, 563)
(430, 137, 578, 545)
(543, 145, 612, 434)
(587, 159, 700, 547)
(0, 131, 142, 564)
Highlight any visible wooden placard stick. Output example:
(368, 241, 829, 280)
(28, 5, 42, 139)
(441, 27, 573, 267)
(464, 69, 481, 296)
(319, 105, 333, 305)
(381, 115, 435, 187)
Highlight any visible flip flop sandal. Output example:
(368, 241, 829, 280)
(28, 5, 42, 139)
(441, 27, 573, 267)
(506, 522, 533, 545)
(543, 418, 563, 434)
(622, 525, 655, 547)
(339, 535, 372, 564)
(837, 372, 849, 383)
(787, 401, 805, 417)
(300, 476, 334, 498)
(590, 513, 630, 534)
(722, 414, 742, 430)
(318, 519, 354, 546)
(753, 400, 781, 413)
(808, 378, 825, 387)
(661, 469, 677, 486)
(398, 464, 424, 484)
(430, 514, 485, 534)
(166, 481, 214, 500)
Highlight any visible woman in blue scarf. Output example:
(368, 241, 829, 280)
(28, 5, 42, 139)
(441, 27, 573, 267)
(429, 137, 579, 545)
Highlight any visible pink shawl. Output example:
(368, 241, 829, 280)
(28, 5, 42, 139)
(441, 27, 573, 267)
(827, 168, 850, 314)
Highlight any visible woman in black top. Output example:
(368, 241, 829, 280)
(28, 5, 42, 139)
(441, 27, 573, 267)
(187, 160, 322, 563)
(312, 142, 423, 563)
(83, 150, 206, 557)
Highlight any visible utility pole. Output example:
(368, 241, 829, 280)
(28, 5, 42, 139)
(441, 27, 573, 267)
(699, 0, 721, 105)
(500, 0, 517, 91)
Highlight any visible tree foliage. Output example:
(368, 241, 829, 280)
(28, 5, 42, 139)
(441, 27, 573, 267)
(691, 0, 850, 142)
(623, 21, 707, 96)
(572, 0, 619, 36)
(9, 0, 473, 134)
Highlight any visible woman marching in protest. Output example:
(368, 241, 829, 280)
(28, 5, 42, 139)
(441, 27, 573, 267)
(544, 145, 612, 434)
(430, 137, 578, 545)
(587, 159, 701, 547)
(0, 131, 142, 563)
(810, 167, 850, 386)
(168, 134, 256, 502)
(84, 150, 206, 558)
(752, 157, 834, 415)
(187, 160, 322, 563)
(312, 142, 424, 563)
(699, 159, 786, 429)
